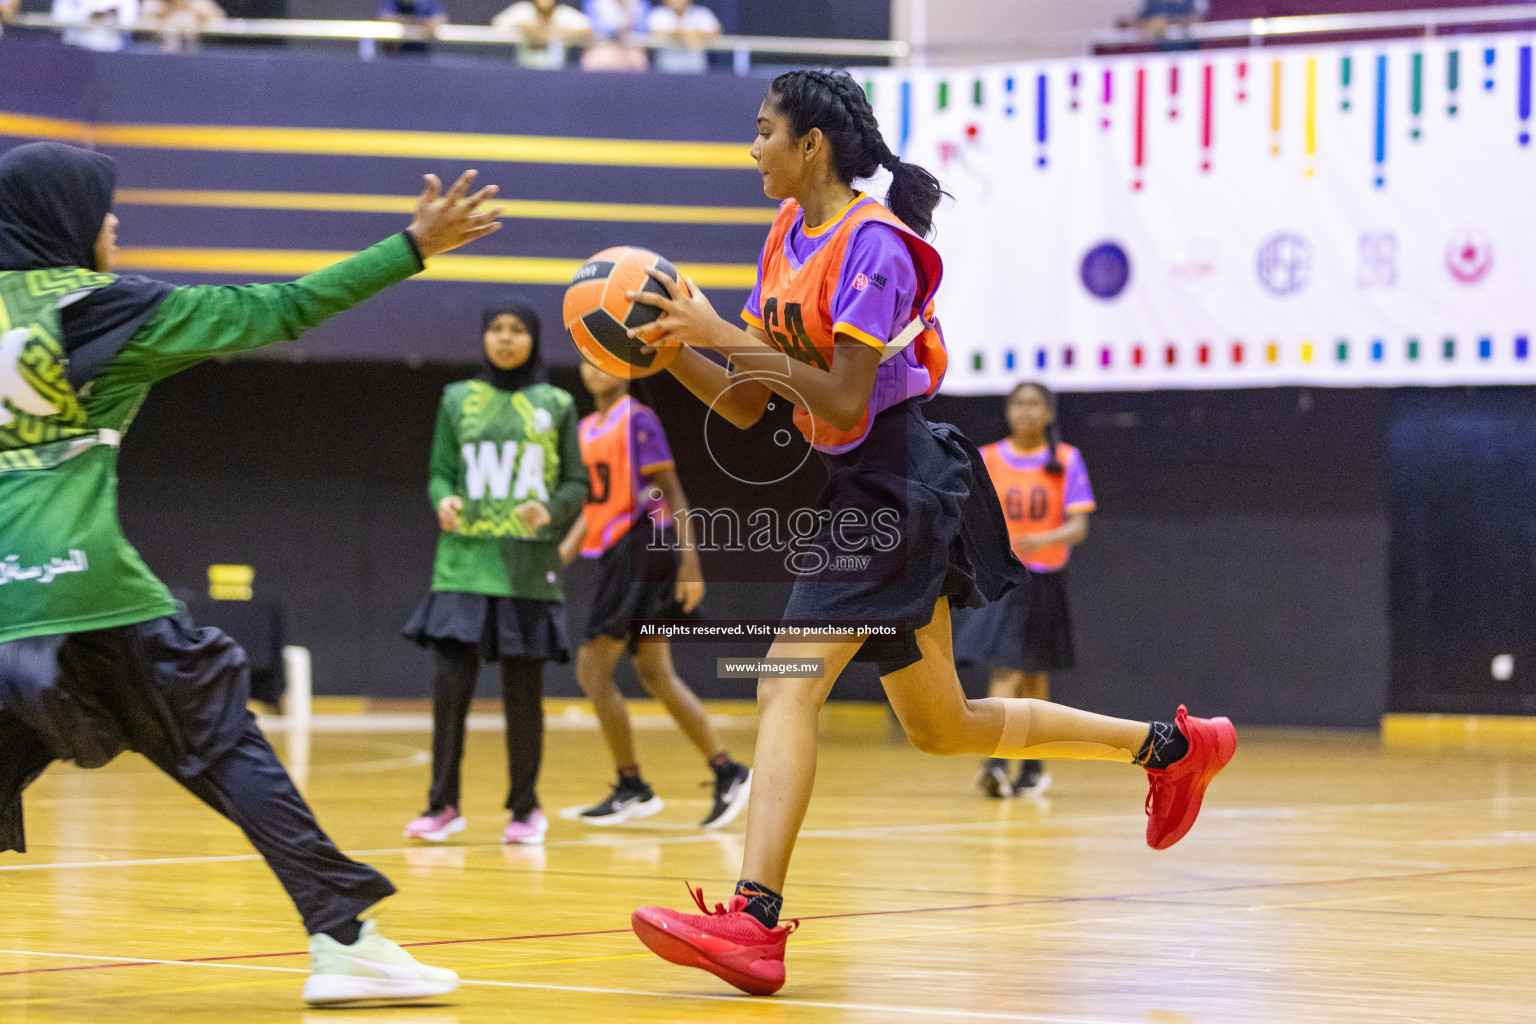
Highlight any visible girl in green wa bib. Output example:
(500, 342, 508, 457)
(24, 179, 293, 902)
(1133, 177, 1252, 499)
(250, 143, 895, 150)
(402, 296, 588, 846)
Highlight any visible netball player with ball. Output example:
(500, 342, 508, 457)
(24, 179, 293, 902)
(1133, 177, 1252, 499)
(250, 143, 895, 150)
(563, 70, 1237, 997)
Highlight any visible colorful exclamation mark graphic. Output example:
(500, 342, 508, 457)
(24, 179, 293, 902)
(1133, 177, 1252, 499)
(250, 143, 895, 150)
(1102, 68, 1113, 130)
(1410, 52, 1423, 139)
(1485, 47, 1496, 91)
(1004, 75, 1016, 118)
(938, 80, 949, 110)
(1448, 50, 1460, 115)
(1169, 64, 1180, 120)
(863, 80, 874, 104)
(973, 77, 984, 108)
(1201, 62, 1214, 171)
(1519, 45, 1531, 145)
(1134, 66, 1146, 191)
(1070, 70, 1081, 111)
(1036, 73, 1048, 168)
(899, 79, 912, 158)
(1237, 60, 1248, 102)
(1341, 55, 1353, 111)
(1305, 57, 1317, 177)
(1270, 59, 1283, 155)
(1374, 54, 1388, 188)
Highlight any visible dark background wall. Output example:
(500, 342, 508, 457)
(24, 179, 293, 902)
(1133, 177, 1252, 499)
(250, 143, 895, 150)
(116, 364, 1392, 726)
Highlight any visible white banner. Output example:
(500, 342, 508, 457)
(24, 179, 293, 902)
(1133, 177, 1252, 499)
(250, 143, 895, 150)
(863, 36, 1536, 392)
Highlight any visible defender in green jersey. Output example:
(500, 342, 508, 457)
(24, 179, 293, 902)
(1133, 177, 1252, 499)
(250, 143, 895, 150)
(402, 296, 588, 846)
(0, 141, 502, 1006)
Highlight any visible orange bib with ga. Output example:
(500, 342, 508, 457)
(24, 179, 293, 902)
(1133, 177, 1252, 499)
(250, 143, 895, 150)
(751, 196, 948, 453)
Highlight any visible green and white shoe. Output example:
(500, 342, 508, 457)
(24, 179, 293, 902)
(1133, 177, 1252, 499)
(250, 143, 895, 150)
(303, 920, 460, 1005)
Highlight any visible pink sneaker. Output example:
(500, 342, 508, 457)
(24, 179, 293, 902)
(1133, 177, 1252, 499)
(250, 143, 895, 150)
(502, 808, 548, 845)
(404, 806, 465, 842)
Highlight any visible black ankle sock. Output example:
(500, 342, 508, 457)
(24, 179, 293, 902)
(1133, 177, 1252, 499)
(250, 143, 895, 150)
(708, 751, 732, 772)
(322, 918, 363, 945)
(1135, 721, 1189, 770)
(617, 763, 642, 782)
(734, 879, 783, 928)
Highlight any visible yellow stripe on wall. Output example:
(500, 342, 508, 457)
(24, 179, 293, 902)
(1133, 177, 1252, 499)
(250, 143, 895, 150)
(2, 111, 753, 169)
(114, 188, 776, 225)
(0, 111, 94, 142)
(115, 247, 758, 289)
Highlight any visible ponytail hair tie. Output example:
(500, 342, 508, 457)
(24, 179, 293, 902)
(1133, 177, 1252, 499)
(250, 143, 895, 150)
(882, 155, 901, 171)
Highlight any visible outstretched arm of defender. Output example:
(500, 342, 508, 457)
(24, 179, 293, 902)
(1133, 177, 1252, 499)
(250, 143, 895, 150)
(98, 172, 504, 387)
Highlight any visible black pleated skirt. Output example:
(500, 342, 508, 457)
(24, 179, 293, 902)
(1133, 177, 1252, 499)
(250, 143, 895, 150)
(581, 519, 693, 649)
(402, 591, 570, 663)
(954, 568, 1076, 672)
(779, 399, 1028, 675)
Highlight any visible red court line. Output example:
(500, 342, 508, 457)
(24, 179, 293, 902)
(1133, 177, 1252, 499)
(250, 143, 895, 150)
(6, 861, 1534, 980)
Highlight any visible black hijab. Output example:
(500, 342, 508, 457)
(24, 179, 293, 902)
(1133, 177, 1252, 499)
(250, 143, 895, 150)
(477, 294, 547, 392)
(0, 142, 172, 388)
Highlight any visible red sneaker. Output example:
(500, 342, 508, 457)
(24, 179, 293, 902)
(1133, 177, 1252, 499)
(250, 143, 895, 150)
(631, 885, 798, 996)
(1144, 705, 1237, 850)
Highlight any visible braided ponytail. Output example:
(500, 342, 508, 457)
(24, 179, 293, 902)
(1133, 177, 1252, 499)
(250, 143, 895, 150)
(769, 68, 948, 237)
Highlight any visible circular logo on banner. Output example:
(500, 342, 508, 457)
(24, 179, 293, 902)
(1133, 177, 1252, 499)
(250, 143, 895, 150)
(1255, 232, 1313, 296)
(1446, 229, 1492, 283)
(1080, 242, 1131, 300)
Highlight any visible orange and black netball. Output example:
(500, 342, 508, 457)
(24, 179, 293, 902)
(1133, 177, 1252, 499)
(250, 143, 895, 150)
(563, 246, 682, 379)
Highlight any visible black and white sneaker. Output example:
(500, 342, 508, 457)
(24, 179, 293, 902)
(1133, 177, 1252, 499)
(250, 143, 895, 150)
(1013, 759, 1053, 797)
(977, 759, 1012, 799)
(700, 762, 752, 830)
(577, 778, 664, 825)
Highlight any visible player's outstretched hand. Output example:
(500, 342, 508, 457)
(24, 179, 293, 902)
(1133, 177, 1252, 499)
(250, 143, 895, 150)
(406, 170, 503, 258)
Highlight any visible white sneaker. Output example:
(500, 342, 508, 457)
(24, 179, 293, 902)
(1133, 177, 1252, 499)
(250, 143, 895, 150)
(303, 920, 460, 1005)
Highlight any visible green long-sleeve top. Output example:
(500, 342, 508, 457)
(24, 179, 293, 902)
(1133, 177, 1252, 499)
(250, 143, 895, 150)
(0, 234, 421, 644)
(425, 379, 588, 602)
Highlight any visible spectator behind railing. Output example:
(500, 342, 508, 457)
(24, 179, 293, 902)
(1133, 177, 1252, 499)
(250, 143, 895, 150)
(580, 0, 647, 71)
(644, 0, 718, 74)
(379, 0, 447, 54)
(1116, 0, 1208, 48)
(52, 0, 137, 50)
(492, 0, 593, 69)
(141, 0, 225, 52)
(0, 0, 17, 25)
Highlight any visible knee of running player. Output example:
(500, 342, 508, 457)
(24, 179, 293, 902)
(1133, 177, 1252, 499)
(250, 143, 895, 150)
(755, 676, 828, 715)
(575, 642, 625, 697)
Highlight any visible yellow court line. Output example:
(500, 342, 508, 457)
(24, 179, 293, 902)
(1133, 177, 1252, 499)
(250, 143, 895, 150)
(115, 247, 758, 289)
(1, 111, 753, 169)
(115, 188, 777, 226)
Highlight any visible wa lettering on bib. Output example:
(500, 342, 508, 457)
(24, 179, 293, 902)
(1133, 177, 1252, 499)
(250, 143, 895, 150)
(448, 381, 568, 539)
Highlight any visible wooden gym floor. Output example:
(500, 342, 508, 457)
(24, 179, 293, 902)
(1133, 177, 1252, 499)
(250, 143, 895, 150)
(3, 707, 1535, 1023)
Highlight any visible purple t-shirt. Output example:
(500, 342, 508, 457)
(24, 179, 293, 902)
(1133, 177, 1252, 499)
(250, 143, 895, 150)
(744, 203, 918, 349)
(742, 197, 937, 450)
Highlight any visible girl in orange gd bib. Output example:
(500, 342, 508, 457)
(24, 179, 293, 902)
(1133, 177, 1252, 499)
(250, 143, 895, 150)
(958, 382, 1095, 799)
(622, 69, 1236, 996)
